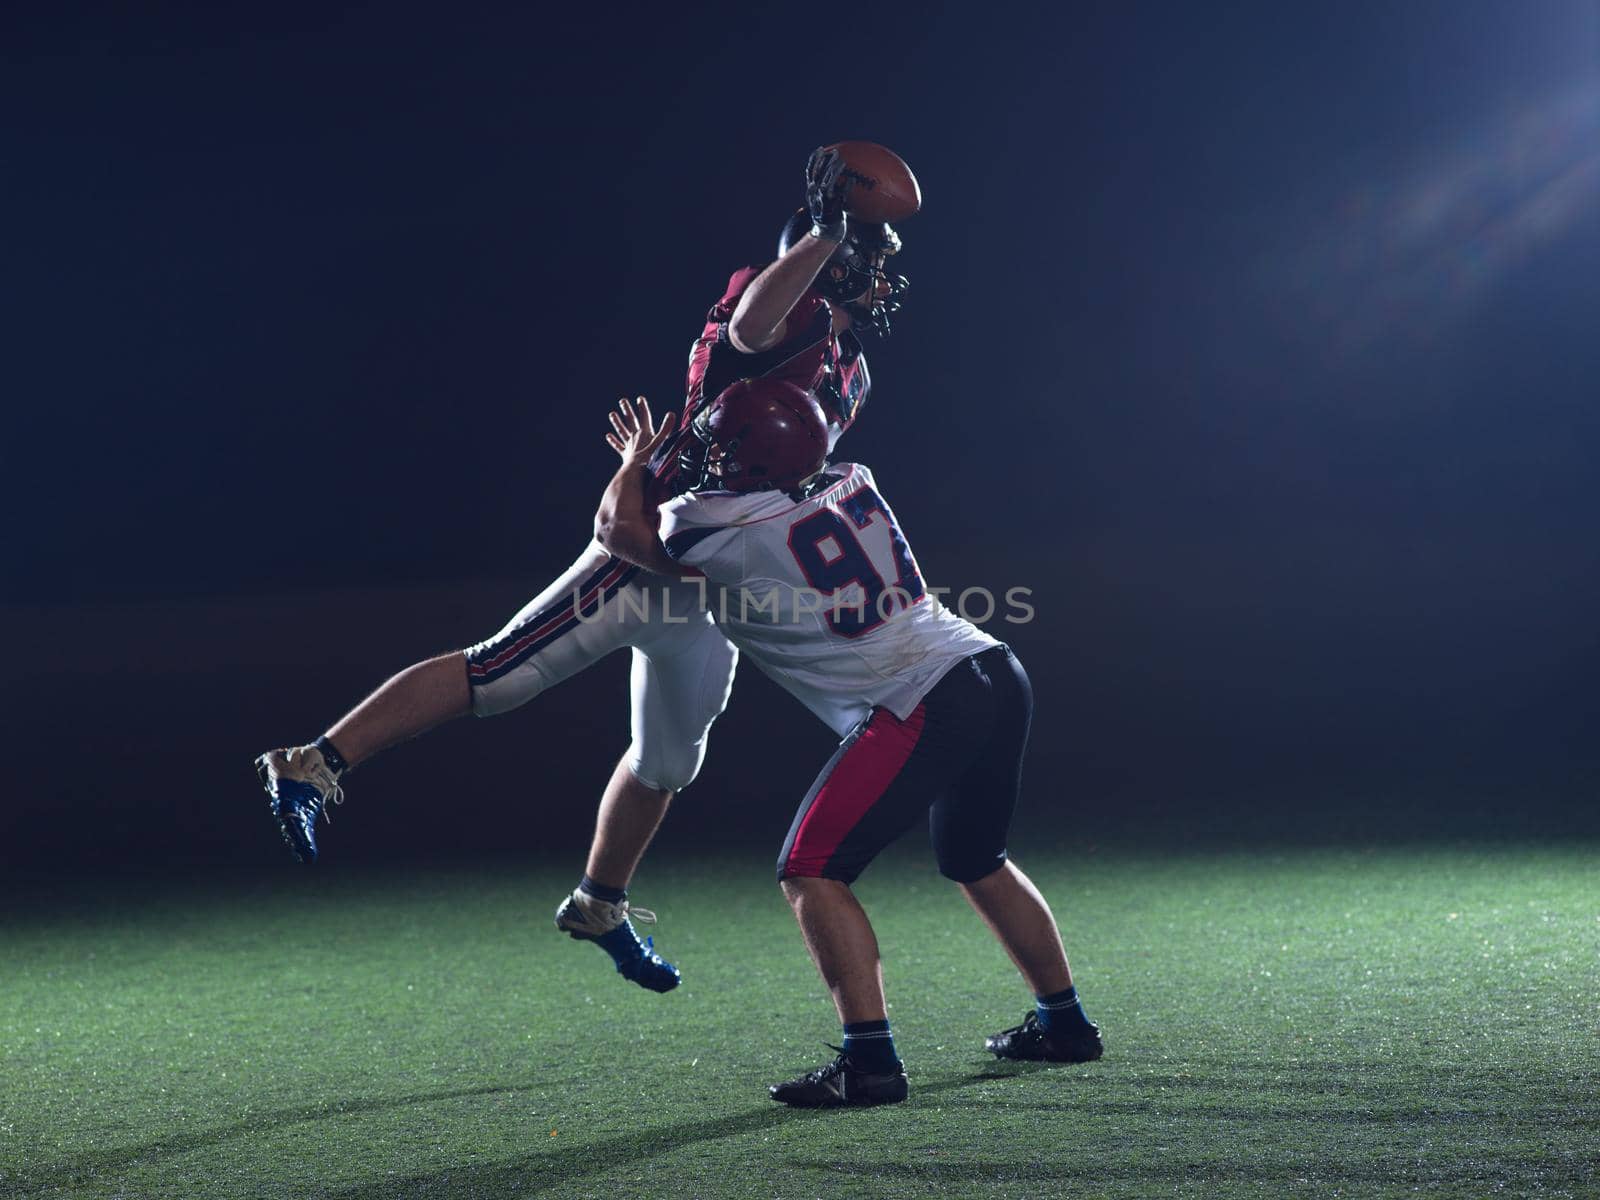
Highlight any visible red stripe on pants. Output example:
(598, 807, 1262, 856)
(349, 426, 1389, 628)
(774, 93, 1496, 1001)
(782, 704, 927, 878)
(468, 560, 631, 678)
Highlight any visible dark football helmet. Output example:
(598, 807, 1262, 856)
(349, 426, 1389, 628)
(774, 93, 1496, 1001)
(678, 378, 829, 493)
(778, 208, 908, 337)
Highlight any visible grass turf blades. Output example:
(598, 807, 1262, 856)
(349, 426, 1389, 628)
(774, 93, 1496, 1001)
(2, 843, 1595, 1199)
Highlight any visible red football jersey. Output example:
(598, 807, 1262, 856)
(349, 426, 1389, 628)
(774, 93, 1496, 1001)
(651, 266, 871, 490)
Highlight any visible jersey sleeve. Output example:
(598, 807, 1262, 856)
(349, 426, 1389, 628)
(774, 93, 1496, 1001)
(712, 266, 827, 351)
(657, 495, 743, 576)
(717, 266, 827, 328)
(718, 266, 763, 312)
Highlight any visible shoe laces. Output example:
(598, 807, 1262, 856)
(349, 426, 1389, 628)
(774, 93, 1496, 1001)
(805, 1046, 851, 1082)
(289, 746, 345, 821)
(573, 890, 657, 929)
(997, 1012, 1042, 1040)
(319, 779, 346, 822)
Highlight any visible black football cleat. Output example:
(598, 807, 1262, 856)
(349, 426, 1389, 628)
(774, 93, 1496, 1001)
(985, 1012, 1104, 1063)
(255, 746, 344, 864)
(769, 1047, 909, 1108)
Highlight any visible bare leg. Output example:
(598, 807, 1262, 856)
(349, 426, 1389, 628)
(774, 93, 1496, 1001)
(323, 651, 472, 769)
(555, 754, 681, 993)
(583, 755, 673, 887)
(780, 876, 888, 1024)
(958, 860, 1074, 996)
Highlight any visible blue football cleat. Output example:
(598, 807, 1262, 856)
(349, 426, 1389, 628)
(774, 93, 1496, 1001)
(555, 889, 681, 993)
(255, 746, 345, 864)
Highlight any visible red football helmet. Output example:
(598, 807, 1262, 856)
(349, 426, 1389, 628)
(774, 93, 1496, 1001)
(679, 378, 829, 493)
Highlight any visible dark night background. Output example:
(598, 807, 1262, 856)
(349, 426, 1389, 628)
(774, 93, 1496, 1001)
(4, 2, 1598, 881)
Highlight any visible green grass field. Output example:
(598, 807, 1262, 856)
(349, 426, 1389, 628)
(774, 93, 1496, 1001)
(3, 842, 1595, 1199)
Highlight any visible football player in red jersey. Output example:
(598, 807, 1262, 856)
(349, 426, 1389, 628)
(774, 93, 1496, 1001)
(253, 147, 911, 991)
(651, 148, 905, 492)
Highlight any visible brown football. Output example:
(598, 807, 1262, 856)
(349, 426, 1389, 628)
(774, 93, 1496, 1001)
(827, 141, 921, 223)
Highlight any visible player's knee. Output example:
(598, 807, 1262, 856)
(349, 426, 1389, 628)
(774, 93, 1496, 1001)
(778, 873, 846, 909)
(776, 856, 818, 884)
(777, 852, 867, 886)
(936, 844, 1010, 884)
(627, 735, 707, 793)
(467, 667, 549, 718)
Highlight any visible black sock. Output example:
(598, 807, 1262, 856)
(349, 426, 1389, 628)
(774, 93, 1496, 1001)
(313, 735, 350, 775)
(578, 875, 627, 903)
(842, 1019, 900, 1072)
(1036, 986, 1095, 1037)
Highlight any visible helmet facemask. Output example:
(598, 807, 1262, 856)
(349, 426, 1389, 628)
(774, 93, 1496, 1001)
(679, 405, 765, 493)
(815, 224, 908, 338)
(677, 406, 724, 493)
(778, 208, 909, 338)
(680, 380, 830, 494)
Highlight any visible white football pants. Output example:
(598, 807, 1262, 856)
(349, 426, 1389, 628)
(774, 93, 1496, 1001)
(464, 540, 738, 792)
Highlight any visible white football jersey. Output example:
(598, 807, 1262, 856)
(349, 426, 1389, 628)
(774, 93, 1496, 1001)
(658, 463, 1000, 736)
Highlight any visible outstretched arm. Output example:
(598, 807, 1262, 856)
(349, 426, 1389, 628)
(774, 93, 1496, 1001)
(594, 396, 683, 577)
(728, 236, 837, 353)
(728, 147, 853, 353)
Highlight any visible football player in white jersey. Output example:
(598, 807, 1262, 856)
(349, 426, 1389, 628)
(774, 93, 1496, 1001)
(594, 380, 1104, 1108)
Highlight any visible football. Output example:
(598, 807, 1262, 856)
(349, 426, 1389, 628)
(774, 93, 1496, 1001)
(827, 141, 921, 223)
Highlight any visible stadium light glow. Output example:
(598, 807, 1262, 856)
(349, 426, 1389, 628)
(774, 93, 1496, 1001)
(1286, 82, 1600, 352)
